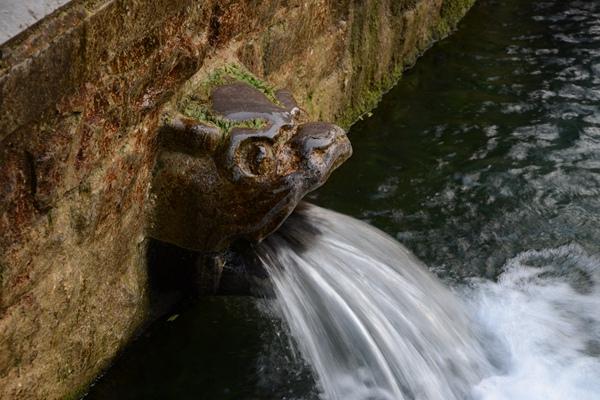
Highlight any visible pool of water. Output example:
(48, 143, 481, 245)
(85, 297, 317, 399)
(85, 0, 600, 398)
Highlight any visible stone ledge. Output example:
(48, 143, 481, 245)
(0, 0, 73, 46)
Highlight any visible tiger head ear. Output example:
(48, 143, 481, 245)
(159, 113, 222, 155)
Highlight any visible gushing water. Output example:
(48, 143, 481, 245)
(258, 203, 600, 400)
(256, 203, 492, 400)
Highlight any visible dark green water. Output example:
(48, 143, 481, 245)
(85, 297, 317, 399)
(86, 0, 600, 398)
(312, 0, 600, 283)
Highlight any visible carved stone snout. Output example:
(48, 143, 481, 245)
(148, 82, 352, 252)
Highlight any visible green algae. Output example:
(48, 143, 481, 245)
(336, 0, 476, 129)
(437, 0, 476, 37)
(177, 63, 273, 134)
(180, 98, 267, 135)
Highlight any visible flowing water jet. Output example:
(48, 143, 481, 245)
(256, 202, 493, 400)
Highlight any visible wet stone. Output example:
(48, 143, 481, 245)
(211, 83, 286, 118)
(148, 83, 352, 254)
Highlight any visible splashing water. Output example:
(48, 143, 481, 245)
(256, 203, 492, 400)
(257, 203, 600, 400)
(466, 244, 600, 400)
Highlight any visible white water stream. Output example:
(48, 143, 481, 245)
(257, 203, 600, 400)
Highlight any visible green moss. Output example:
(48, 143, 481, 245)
(221, 64, 278, 103)
(177, 63, 273, 134)
(336, 59, 405, 129)
(336, 0, 474, 129)
(181, 97, 267, 135)
(184, 63, 278, 106)
(340, 0, 392, 129)
(436, 0, 476, 38)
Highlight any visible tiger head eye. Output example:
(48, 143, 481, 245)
(236, 140, 274, 177)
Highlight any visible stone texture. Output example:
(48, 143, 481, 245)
(150, 81, 351, 252)
(0, 0, 475, 398)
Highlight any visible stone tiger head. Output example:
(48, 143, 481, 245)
(148, 82, 351, 252)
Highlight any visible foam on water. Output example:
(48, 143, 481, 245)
(467, 244, 600, 400)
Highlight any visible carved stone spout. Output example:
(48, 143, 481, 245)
(148, 81, 352, 252)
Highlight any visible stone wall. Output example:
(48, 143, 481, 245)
(0, 0, 475, 398)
